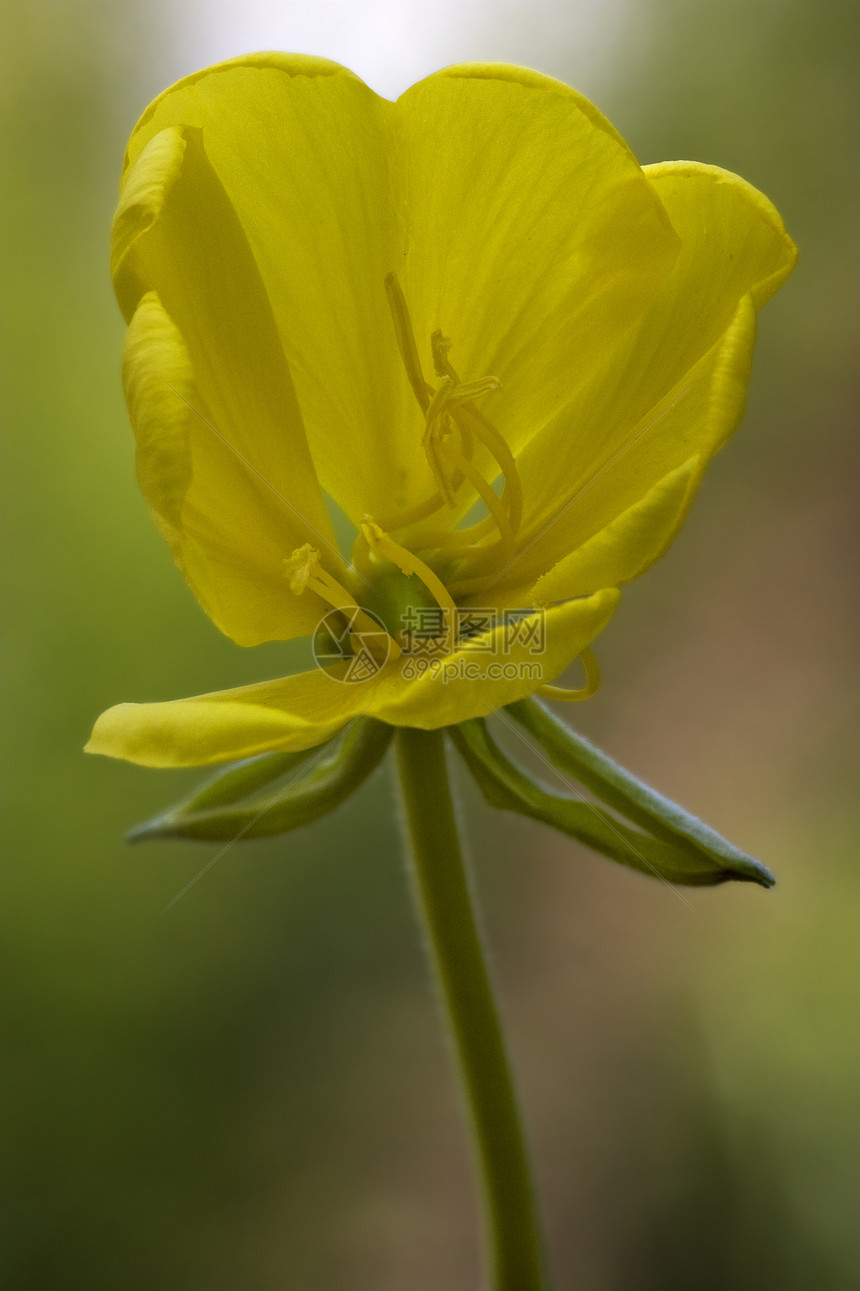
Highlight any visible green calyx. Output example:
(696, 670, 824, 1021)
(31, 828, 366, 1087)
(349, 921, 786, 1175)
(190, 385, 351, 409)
(128, 718, 393, 843)
(451, 705, 774, 888)
(127, 699, 774, 890)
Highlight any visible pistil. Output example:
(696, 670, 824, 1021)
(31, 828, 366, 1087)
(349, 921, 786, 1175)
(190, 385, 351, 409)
(360, 519, 457, 651)
(382, 274, 523, 563)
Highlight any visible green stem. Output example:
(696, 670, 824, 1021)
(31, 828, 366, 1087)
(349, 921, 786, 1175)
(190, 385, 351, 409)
(396, 727, 548, 1291)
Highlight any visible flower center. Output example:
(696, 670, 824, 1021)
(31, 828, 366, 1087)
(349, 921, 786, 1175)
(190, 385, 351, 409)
(282, 281, 600, 702)
(359, 517, 457, 650)
(284, 280, 528, 661)
(285, 527, 458, 659)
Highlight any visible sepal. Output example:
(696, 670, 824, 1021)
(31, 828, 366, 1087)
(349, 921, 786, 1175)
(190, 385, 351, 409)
(451, 715, 774, 888)
(169, 745, 329, 815)
(128, 718, 393, 843)
(507, 698, 774, 886)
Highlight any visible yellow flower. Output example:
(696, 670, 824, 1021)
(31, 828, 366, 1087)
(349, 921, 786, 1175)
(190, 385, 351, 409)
(87, 55, 796, 769)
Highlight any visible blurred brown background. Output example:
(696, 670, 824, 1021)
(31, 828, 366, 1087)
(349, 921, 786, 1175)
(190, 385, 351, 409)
(2, 1, 858, 1287)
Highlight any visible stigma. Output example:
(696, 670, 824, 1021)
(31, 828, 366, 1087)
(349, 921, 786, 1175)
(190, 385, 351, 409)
(383, 274, 523, 555)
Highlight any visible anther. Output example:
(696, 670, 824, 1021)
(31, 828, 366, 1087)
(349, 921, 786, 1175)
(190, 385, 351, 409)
(284, 543, 319, 595)
(284, 545, 357, 613)
(284, 545, 401, 660)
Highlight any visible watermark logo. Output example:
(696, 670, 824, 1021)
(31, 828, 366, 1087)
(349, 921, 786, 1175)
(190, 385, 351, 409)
(312, 607, 392, 683)
(313, 606, 546, 684)
(400, 655, 543, 683)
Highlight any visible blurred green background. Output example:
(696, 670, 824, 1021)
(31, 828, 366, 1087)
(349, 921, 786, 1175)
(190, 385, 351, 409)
(2, 1, 857, 1287)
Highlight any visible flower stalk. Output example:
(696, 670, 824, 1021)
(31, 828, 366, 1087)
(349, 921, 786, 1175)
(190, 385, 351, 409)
(396, 727, 548, 1291)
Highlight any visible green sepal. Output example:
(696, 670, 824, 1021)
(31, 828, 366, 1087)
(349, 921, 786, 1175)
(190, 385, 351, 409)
(450, 717, 774, 888)
(173, 746, 331, 815)
(507, 698, 774, 886)
(128, 718, 394, 843)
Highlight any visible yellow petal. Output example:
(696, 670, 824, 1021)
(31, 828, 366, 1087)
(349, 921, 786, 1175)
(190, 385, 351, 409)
(125, 57, 678, 524)
(124, 56, 416, 523)
(86, 669, 372, 768)
(504, 162, 796, 584)
(391, 65, 679, 468)
(645, 161, 798, 311)
(483, 295, 758, 602)
(528, 458, 702, 605)
(116, 125, 341, 645)
(86, 590, 619, 767)
(368, 588, 619, 728)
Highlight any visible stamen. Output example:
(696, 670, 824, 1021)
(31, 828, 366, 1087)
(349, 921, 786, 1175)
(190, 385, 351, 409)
(421, 378, 460, 507)
(422, 375, 455, 445)
(426, 437, 457, 508)
(446, 377, 502, 405)
(446, 569, 502, 598)
(457, 413, 475, 463)
(438, 442, 514, 556)
(284, 543, 320, 596)
(423, 377, 506, 515)
(360, 518, 457, 651)
(285, 545, 356, 610)
(454, 404, 523, 534)
(429, 327, 523, 537)
(390, 512, 498, 556)
(284, 545, 401, 660)
(536, 648, 600, 703)
(376, 490, 447, 533)
(385, 274, 432, 414)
